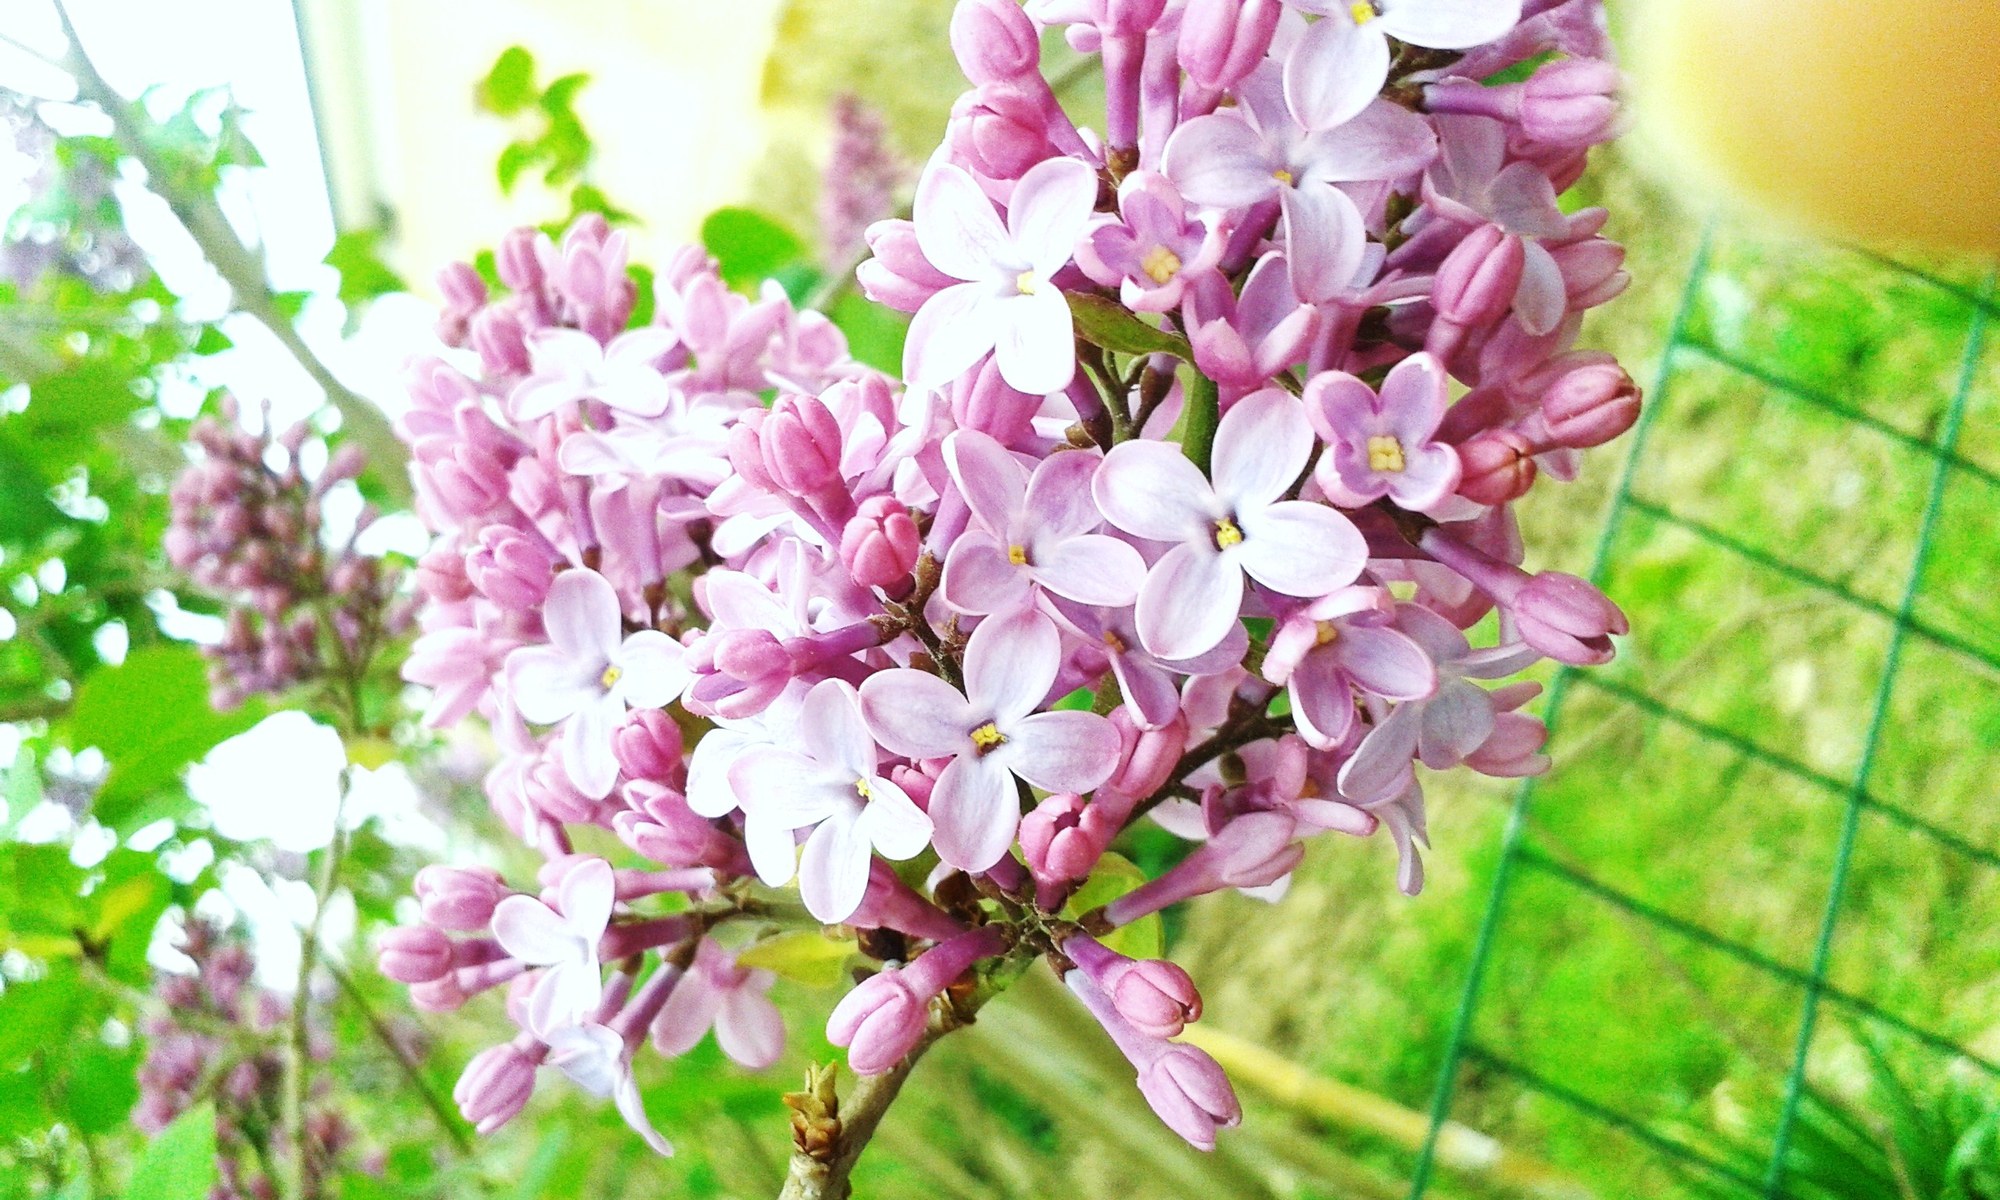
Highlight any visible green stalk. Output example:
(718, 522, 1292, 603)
(1181, 370, 1220, 476)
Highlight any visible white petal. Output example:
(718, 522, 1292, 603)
(1135, 542, 1244, 661)
(992, 288, 1077, 396)
(1010, 156, 1100, 274)
(1284, 17, 1389, 132)
(1093, 440, 1218, 543)
(613, 631, 689, 708)
(906, 283, 1000, 390)
(1381, 0, 1522, 48)
(505, 646, 594, 726)
(1212, 388, 1315, 509)
(859, 775, 935, 861)
(914, 162, 1016, 281)
(963, 608, 1062, 723)
(1236, 501, 1367, 598)
(799, 812, 874, 923)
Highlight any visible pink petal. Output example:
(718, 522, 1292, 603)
(614, 1070, 675, 1156)
(1381, 0, 1523, 51)
(1110, 651, 1184, 729)
(942, 533, 1036, 616)
(1300, 100, 1441, 185)
(1513, 239, 1568, 337)
(1032, 535, 1147, 607)
(1288, 656, 1358, 749)
(1164, 113, 1281, 209)
(859, 670, 976, 760)
(992, 288, 1077, 395)
(1093, 440, 1217, 543)
(742, 810, 805, 887)
(604, 326, 677, 367)
(1336, 625, 1439, 701)
(906, 282, 999, 390)
(563, 699, 621, 799)
(800, 811, 874, 923)
(1009, 156, 1100, 275)
(491, 895, 576, 964)
(1280, 181, 1367, 306)
(1303, 370, 1380, 445)
(945, 429, 1030, 537)
(545, 569, 624, 662)
(558, 857, 616, 938)
(798, 679, 876, 781)
(858, 775, 934, 860)
(1135, 542, 1243, 661)
(1212, 389, 1314, 509)
(715, 989, 785, 1070)
(1387, 443, 1462, 512)
(928, 754, 1020, 871)
(1417, 680, 1496, 769)
(525, 327, 602, 375)
(1023, 447, 1105, 541)
(1380, 353, 1449, 442)
(1235, 501, 1366, 597)
(963, 607, 1061, 722)
(1001, 710, 1121, 793)
(1337, 703, 1419, 803)
(1284, 16, 1389, 131)
(729, 750, 847, 830)
(651, 973, 724, 1057)
(913, 162, 1014, 282)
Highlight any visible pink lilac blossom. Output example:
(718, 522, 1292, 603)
(382, 0, 1639, 1157)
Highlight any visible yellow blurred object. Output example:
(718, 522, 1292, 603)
(1629, 0, 2000, 252)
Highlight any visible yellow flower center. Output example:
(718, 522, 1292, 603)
(970, 722, 1008, 753)
(1271, 168, 1295, 185)
(1213, 517, 1245, 549)
(855, 777, 876, 802)
(1016, 270, 1039, 295)
(599, 664, 624, 689)
(1008, 544, 1029, 566)
(1141, 245, 1183, 285)
(1102, 629, 1127, 653)
(1315, 621, 1340, 646)
(1367, 435, 1407, 473)
(1350, 1, 1379, 24)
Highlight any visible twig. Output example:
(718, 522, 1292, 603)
(324, 958, 475, 1153)
(47, 2, 409, 502)
(776, 1018, 955, 1200)
(279, 788, 349, 1200)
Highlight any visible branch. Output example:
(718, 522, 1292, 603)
(279, 796, 349, 1200)
(325, 959, 475, 1153)
(776, 1002, 967, 1200)
(48, 2, 410, 502)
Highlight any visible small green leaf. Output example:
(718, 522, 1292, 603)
(701, 207, 808, 294)
(1066, 292, 1192, 358)
(736, 929, 856, 989)
(2, 744, 40, 836)
(125, 1102, 218, 1200)
(1062, 852, 1163, 960)
(829, 291, 908, 373)
(496, 141, 537, 194)
(1053, 686, 1094, 711)
(478, 46, 538, 115)
(0, 967, 84, 1069)
(269, 290, 312, 323)
(66, 1042, 140, 1135)
(625, 263, 657, 328)
(324, 229, 408, 313)
(540, 72, 592, 116)
(191, 325, 233, 355)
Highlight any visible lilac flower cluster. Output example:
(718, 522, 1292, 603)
(166, 395, 413, 710)
(134, 920, 361, 1198)
(388, 0, 1633, 1157)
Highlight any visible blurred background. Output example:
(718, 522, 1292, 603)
(1, 1, 1997, 1199)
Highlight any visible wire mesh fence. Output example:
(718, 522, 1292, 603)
(1407, 226, 2000, 1200)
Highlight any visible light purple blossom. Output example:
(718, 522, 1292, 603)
(941, 430, 1146, 615)
(504, 569, 689, 799)
(1261, 586, 1437, 749)
(1305, 352, 1462, 511)
(728, 679, 935, 922)
(1094, 388, 1368, 660)
(489, 857, 614, 1036)
(543, 1022, 674, 1156)
(1075, 171, 1221, 313)
(859, 609, 1120, 870)
(509, 326, 678, 421)
(650, 939, 785, 1069)
(1281, 0, 1524, 131)
(904, 156, 1098, 394)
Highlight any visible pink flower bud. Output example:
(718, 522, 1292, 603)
(1541, 362, 1640, 448)
(471, 304, 532, 376)
(1433, 224, 1525, 331)
(949, 356, 1042, 446)
(1066, 934, 1202, 1038)
(494, 228, 546, 294)
(851, 859, 968, 943)
(1550, 237, 1628, 310)
(710, 628, 794, 686)
(437, 260, 488, 311)
(409, 974, 469, 1012)
(1021, 793, 1109, 884)
(376, 926, 455, 983)
(1519, 58, 1621, 149)
(1510, 571, 1627, 666)
(1106, 707, 1188, 797)
(857, 219, 958, 313)
(1138, 1043, 1242, 1151)
(949, 83, 1057, 181)
(1102, 812, 1302, 926)
(726, 412, 779, 493)
(454, 1041, 540, 1135)
(414, 865, 509, 931)
(951, 0, 1041, 84)
(615, 780, 749, 872)
(825, 970, 931, 1076)
(760, 395, 844, 496)
(612, 708, 686, 784)
(1454, 429, 1539, 506)
(466, 526, 558, 610)
(1179, 0, 1280, 93)
(841, 496, 923, 589)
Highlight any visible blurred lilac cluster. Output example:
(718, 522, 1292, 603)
(166, 395, 413, 709)
(134, 919, 362, 1198)
(0, 89, 148, 294)
(385, 0, 1636, 1157)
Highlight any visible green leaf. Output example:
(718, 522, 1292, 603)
(1066, 292, 1192, 358)
(571, 184, 637, 228)
(701, 208, 808, 294)
(0, 968, 84, 1069)
(125, 1102, 218, 1200)
(20, 360, 148, 446)
(736, 929, 856, 989)
(496, 141, 537, 195)
(828, 292, 908, 374)
(1062, 852, 1163, 960)
(65, 1042, 139, 1135)
(3, 844, 87, 940)
(2, 744, 40, 836)
(1053, 686, 1094, 711)
(625, 263, 656, 328)
(324, 229, 408, 313)
(63, 644, 263, 831)
(269, 289, 312, 323)
(540, 72, 592, 116)
(191, 324, 233, 355)
(478, 46, 538, 116)
(91, 849, 173, 983)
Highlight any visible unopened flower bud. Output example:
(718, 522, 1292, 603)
(760, 395, 844, 496)
(841, 496, 923, 589)
(414, 864, 509, 931)
(1510, 571, 1627, 666)
(1433, 224, 1525, 332)
(1541, 362, 1640, 448)
(1138, 1042, 1242, 1151)
(1454, 429, 1538, 506)
(1066, 934, 1202, 1039)
(376, 926, 456, 983)
(828, 926, 1006, 1074)
(1020, 793, 1109, 884)
(454, 1041, 540, 1135)
(951, 0, 1041, 84)
(1519, 58, 1621, 149)
(1106, 707, 1187, 795)
(612, 708, 686, 784)
(856, 219, 958, 313)
(1179, 0, 1280, 93)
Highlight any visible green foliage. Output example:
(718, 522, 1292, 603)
(1067, 292, 1193, 358)
(478, 46, 597, 197)
(62, 644, 262, 833)
(700, 207, 809, 294)
(324, 229, 409, 330)
(1063, 852, 1163, 960)
(123, 1103, 217, 1200)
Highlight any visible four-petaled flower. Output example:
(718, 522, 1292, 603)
(1282, 0, 1524, 131)
(1306, 352, 1462, 512)
(942, 430, 1147, 616)
(1094, 388, 1369, 661)
(509, 326, 679, 421)
(491, 857, 615, 1036)
(1076, 171, 1223, 314)
(506, 568, 690, 799)
(860, 609, 1122, 871)
(904, 156, 1099, 395)
(544, 1022, 674, 1156)
(1261, 586, 1439, 748)
(650, 938, 787, 1069)
(728, 679, 935, 922)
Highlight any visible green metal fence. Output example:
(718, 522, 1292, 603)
(1408, 227, 2000, 1200)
